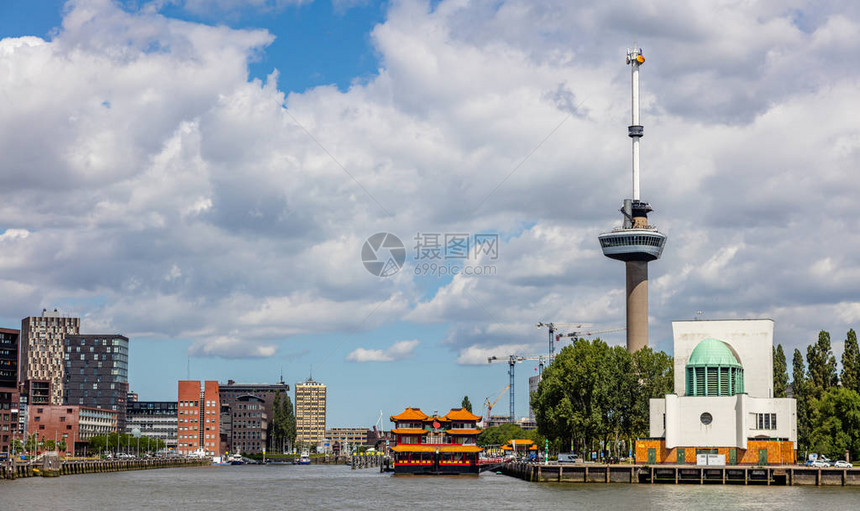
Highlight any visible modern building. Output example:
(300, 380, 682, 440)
(177, 380, 220, 456)
(326, 427, 370, 451)
(0, 328, 20, 454)
(598, 48, 667, 352)
(63, 334, 130, 430)
(126, 401, 178, 449)
(638, 319, 797, 465)
(27, 405, 117, 455)
(19, 309, 80, 405)
(218, 380, 289, 453)
(389, 407, 483, 474)
(295, 377, 326, 449)
(0, 328, 19, 388)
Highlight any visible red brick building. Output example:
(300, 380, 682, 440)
(27, 405, 117, 455)
(177, 380, 220, 456)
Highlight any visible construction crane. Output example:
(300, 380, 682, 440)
(536, 322, 589, 358)
(557, 327, 626, 343)
(487, 354, 548, 423)
(483, 384, 510, 425)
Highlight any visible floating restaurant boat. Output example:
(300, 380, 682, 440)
(389, 407, 483, 475)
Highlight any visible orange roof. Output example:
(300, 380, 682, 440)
(390, 408, 429, 422)
(446, 429, 482, 435)
(391, 428, 428, 435)
(501, 444, 537, 451)
(443, 408, 482, 422)
(506, 439, 534, 445)
(391, 445, 483, 453)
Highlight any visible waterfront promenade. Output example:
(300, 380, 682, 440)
(502, 462, 860, 486)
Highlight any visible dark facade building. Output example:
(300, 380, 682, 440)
(0, 328, 19, 454)
(63, 334, 129, 430)
(126, 401, 178, 449)
(219, 380, 289, 454)
(0, 328, 19, 388)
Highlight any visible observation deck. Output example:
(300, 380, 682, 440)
(598, 228, 667, 262)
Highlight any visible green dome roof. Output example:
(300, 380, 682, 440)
(686, 338, 741, 368)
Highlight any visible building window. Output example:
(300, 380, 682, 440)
(754, 413, 777, 430)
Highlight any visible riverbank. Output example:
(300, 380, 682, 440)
(1, 457, 209, 480)
(502, 462, 860, 486)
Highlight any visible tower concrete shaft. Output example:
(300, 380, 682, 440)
(626, 261, 649, 352)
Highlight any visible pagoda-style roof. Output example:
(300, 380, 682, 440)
(443, 408, 482, 422)
(391, 428, 428, 435)
(446, 428, 482, 435)
(391, 445, 483, 453)
(501, 444, 537, 451)
(390, 407, 429, 422)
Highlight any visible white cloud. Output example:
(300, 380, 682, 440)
(1, 0, 860, 361)
(187, 335, 278, 358)
(346, 339, 419, 362)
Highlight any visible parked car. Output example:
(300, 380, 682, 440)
(557, 453, 579, 464)
(833, 460, 852, 468)
(810, 460, 830, 468)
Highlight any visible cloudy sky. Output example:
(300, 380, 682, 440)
(1, 0, 859, 426)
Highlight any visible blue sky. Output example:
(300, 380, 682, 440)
(2, 0, 860, 428)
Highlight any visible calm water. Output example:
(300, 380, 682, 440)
(2, 464, 860, 510)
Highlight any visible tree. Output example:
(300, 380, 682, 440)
(477, 422, 542, 447)
(807, 330, 838, 397)
(842, 329, 860, 392)
(808, 387, 860, 460)
(531, 338, 672, 458)
(461, 396, 473, 413)
(773, 344, 788, 398)
(281, 392, 296, 451)
(793, 348, 810, 452)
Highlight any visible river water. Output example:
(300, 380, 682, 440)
(2, 464, 859, 510)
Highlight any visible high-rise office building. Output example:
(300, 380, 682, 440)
(62, 334, 130, 430)
(20, 309, 80, 405)
(295, 377, 326, 448)
(177, 380, 220, 456)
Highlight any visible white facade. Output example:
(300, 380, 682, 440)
(650, 319, 797, 449)
(672, 320, 773, 398)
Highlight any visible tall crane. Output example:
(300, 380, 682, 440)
(556, 327, 627, 344)
(537, 322, 589, 358)
(483, 384, 510, 425)
(488, 354, 548, 423)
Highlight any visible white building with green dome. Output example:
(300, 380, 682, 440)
(642, 319, 797, 465)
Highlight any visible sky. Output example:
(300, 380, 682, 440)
(1, 0, 860, 427)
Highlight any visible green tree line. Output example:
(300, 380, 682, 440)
(530, 338, 673, 458)
(781, 329, 860, 460)
(88, 432, 166, 455)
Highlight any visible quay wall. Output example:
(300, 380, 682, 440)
(501, 463, 860, 486)
(1, 458, 209, 480)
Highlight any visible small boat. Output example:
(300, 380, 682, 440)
(297, 451, 311, 465)
(227, 453, 245, 465)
